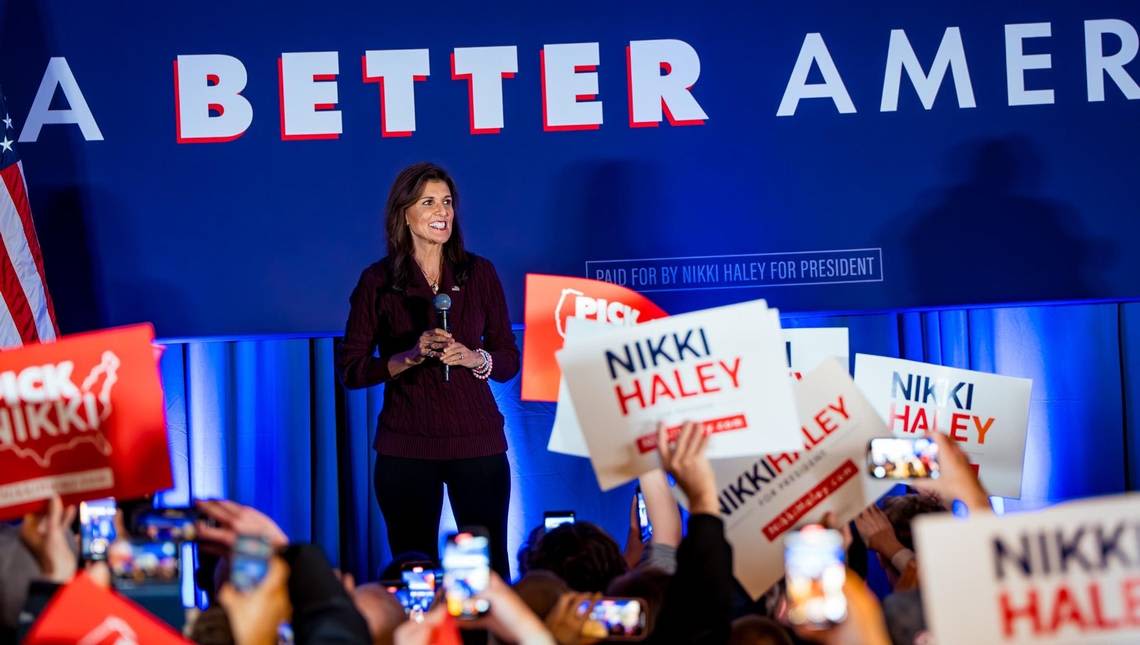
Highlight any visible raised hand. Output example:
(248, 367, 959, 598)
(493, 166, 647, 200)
(20, 494, 78, 583)
(656, 421, 717, 515)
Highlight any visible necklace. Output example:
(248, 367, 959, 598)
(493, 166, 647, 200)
(415, 257, 441, 293)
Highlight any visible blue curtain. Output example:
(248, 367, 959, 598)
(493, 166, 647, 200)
(154, 302, 1140, 584)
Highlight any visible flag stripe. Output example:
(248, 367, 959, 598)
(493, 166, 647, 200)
(0, 291, 22, 347)
(3, 163, 56, 340)
(0, 216, 39, 345)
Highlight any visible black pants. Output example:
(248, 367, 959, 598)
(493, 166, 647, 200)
(374, 452, 511, 579)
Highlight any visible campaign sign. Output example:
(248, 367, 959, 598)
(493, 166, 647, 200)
(854, 354, 1031, 498)
(784, 327, 849, 380)
(25, 571, 189, 644)
(547, 317, 608, 457)
(915, 493, 1140, 644)
(551, 324, 850, 457)
(557, 299, 799, 490)
(694, 360, 893, 598)
(522, 274, 667, 402)
(0, 324, 171, 520)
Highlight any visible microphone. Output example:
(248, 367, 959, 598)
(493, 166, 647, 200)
(433, 294, 452, 382)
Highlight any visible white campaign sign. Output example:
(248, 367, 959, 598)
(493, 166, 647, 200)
(854, 353, 1032, 498)
(551, 325, 849, 457)
(915, 493, 1140, 644)
(547, 318, 609, 457)
(699, 359, 894, 598)
(557, 299, 799, 490)
(784, 327, 849, 378)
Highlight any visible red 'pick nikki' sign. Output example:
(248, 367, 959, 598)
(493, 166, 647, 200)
(0, 324, 171, 520)
(521, 274, 667, 402)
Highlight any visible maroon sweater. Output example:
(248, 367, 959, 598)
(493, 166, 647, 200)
(336, 255, 520, 459)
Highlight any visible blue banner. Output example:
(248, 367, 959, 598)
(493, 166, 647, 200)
(1, 1, 1136, 336)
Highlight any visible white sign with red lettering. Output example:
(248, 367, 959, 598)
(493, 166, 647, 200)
(557, 299, 799, 490)
(854, 354, 1032, 498)
(915, 493, 1140, 644)
(696, 359, 894, 598)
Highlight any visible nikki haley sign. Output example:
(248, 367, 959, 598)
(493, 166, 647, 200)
(2, 1, 1138, 335)
(916, 493, 1140, 644)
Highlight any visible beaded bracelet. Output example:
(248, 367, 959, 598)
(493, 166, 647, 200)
(473, 349, 493, 380)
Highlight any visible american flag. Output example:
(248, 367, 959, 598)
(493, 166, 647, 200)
(0, 90, 58, 347)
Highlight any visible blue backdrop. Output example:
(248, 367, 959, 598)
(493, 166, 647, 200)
(155, 302, 1140, 583)
(1, 1, 1139, 336)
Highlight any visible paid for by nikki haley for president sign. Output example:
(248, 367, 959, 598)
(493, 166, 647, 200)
(557, 299, 800, 490)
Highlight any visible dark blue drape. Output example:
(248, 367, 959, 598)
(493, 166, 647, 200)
(154, 302, 1140, 584)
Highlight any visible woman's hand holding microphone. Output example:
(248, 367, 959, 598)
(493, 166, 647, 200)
(393, 329, 485, 374)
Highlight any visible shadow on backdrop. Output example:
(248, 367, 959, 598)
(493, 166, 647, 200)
(884, 137, 1116, 307)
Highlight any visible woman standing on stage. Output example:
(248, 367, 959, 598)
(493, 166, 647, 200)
(337, 162, 519, 577)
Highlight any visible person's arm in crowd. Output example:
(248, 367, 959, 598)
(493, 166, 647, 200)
(650, 422, 733, 645)
(279, 544, 372, 644)
(198, 500, 370, 643)
(218, 556, 293, 645)
(544, 592, 602, 645)
(912, 432, 992, 513)
(195, 499, 289, 551)
(793, 571, 891, 645)
(19, 495, 78, 585)
(624, 469, 682, 572)
(640, 469, 682, 549)
(470, 572, 556, 644)
(853, 507, 910, 569)
(397, 573, 555, 645)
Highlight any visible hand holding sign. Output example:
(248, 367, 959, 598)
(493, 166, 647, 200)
(657, 421, 717, 515)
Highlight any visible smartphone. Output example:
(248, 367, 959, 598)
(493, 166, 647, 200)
(867, 437, 941, 480)
(580, 597, 647, 640)
(401, 565, 438, 615)
(784, 525, 847, 628)
(231, 535, 273, 592)
(108, 539, 181, 589)
(79, 498, 118, 562)
(636, 491, 652, 544)
(132, 507, 200, 542)
(543, 510, 576, 532)
(443, 530, 491, 620)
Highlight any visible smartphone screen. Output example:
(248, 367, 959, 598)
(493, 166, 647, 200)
(543, 511, 576, 532)
(231, 535, 273, 592)
(867, 437, 941, 479)
(79, 498, 118, 562)
(401, 566, 437, 615)
(443, 531, 491, 619)
(134, 507, 199, 542)
(108, 539, 181, 589)
(580, 598, 647, 640)
(785, 526, 847, 628)
(636, 491, 652, 543)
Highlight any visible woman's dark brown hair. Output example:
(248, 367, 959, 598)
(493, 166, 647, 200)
(384, 162, 471, 289)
